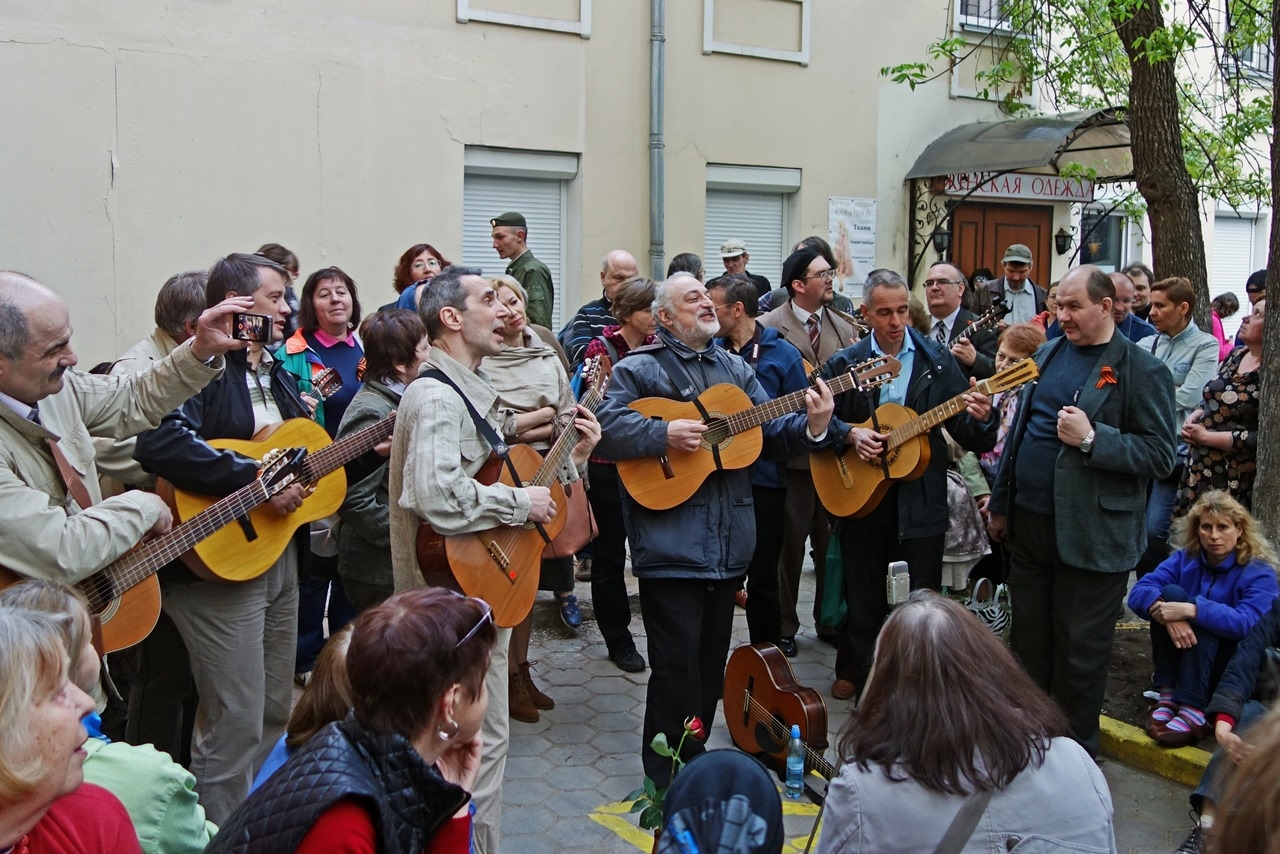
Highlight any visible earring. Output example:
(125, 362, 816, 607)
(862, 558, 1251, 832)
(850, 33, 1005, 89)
(437, 719, 460, 742)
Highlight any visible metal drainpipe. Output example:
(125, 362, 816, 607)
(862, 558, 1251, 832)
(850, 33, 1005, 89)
(649, 0, 666, 280)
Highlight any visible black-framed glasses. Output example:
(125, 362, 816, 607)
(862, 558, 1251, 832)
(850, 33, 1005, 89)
(923, 278, 961, 288)
(806, 270, 838, 282)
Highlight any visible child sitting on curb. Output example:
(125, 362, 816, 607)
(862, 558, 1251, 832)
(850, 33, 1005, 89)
(1127, 490, 1279, 748)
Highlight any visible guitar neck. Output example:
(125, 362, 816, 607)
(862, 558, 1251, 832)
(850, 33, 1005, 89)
(885, 373, 1012, 450)
(722, 369, 863, 435)
(87, 479, 270, 603)
(301, 414, 397, 483)
(529, 385, 606, 489)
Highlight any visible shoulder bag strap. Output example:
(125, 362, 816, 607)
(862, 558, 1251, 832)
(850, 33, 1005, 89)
(932, 787, 995, 854)
(420, 369, 525, 489)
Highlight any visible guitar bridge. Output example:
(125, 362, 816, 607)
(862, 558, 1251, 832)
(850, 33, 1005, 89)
(483, 539, 515, 580)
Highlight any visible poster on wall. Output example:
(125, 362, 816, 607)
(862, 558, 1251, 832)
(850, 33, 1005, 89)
(828, 197, 876, 300)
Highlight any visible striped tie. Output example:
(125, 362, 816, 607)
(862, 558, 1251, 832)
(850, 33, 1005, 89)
(807, 314, 821, 354)
(934, 320, 947, 346)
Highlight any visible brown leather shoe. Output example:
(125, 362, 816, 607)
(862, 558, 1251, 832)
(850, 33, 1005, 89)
(521, 661, 555, 710)
(509, 667, 540, 723)
(831, 679, 856, 701)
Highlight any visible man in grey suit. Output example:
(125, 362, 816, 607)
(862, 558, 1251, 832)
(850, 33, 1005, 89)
(923, 262, 998, 379)
(760, 247, 861, 655)
(988, 264, 1177, 756)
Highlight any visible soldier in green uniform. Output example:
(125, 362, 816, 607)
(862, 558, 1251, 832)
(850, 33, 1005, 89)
(490, 211, 554, 328)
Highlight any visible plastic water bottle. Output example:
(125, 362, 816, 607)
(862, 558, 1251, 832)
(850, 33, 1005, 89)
(785, 724, 805, 800)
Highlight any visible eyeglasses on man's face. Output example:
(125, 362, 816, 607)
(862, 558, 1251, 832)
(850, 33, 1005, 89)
(806, 269, 837, 282)
(923, 278, 961, 289)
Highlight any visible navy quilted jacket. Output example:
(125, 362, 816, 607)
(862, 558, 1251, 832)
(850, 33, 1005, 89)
(207, 717, 468, 853)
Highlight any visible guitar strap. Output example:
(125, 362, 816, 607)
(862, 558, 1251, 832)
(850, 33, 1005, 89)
(646, 343, 726, 472)
(420, 369, 551, 545)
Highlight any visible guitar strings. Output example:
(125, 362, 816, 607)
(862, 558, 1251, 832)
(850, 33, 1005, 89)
(742, 692, 836, 778)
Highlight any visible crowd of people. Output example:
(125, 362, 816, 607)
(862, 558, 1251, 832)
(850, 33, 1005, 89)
(0, 219, 1274, 854)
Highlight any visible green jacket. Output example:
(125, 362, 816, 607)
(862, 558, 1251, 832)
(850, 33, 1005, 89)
(334, 380, 400, 591)
(507, 249, 554, 328)
(83, 737, 218, 854)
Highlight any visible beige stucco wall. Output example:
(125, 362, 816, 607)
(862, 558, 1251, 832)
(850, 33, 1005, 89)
(1, 0, 1020, 363)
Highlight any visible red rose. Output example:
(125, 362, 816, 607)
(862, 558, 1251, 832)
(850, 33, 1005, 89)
(684, 715, 707, 741)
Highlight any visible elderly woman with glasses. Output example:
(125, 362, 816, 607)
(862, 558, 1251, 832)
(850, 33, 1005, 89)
(207, 587, 495, 854)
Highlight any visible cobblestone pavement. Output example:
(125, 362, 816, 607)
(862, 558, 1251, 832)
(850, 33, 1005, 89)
(505, 562, 1195, 853)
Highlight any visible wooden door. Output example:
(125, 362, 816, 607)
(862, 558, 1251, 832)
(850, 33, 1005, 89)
(951, 203, 1053, 281)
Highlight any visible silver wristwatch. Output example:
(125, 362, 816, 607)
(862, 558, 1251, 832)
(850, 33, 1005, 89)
(1080, 428, 1096, 454)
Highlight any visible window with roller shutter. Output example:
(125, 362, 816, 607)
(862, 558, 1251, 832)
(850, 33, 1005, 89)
(462, 149, 577, 332)
(704, 190, 788, 287)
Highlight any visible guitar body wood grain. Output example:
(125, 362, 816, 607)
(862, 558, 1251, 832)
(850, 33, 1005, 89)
(164, 419, 345, 582)
(0, 567, 162, 653)
(809, 402, 931, 518)
(416, 444, 568, 628)
(723, 643, 829, 775)
(615, 383, 764, 511)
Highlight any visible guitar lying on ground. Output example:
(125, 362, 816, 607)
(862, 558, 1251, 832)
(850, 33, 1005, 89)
(615, 355, 900, 511)
(810, 358, 1039, 518)
(160, 413, 396, 582)
(0, 447, 307, 652)
(416, 356, 611, 628)
(723, 643, 835, 802)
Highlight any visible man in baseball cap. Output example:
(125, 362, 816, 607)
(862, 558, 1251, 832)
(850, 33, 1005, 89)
(717, 239, 771, 299)
(981, 243, 1047, 326)
(491, 211, 554, 327)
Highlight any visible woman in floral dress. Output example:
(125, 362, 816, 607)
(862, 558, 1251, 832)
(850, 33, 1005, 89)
(1173, 299, 1264, 519)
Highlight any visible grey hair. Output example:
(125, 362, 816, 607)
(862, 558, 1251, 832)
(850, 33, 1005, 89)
(154, 271, 209, 340)
(863, 268, 909, 303)
(419, 265, 484, 340)
(0, 271, 40, 360)
(654, 272, 700, 318)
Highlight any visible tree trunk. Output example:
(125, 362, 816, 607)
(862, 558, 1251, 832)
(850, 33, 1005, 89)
(1250, 0, 1280, 540)
(1111, 0, 1211, 329)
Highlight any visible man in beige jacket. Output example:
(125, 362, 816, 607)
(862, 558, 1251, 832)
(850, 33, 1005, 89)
(0, 270, 249, 584)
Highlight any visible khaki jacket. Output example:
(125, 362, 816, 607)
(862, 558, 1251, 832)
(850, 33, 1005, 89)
(0, 341, 220, 583)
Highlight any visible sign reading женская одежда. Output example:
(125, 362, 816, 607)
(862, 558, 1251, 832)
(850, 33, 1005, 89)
(945, 171, 1095, 203)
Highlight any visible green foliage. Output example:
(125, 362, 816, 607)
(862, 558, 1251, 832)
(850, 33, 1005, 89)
(880, 0, 1273, 210)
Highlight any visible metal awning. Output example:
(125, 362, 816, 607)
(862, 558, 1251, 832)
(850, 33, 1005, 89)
(905, 107, 1132, 181)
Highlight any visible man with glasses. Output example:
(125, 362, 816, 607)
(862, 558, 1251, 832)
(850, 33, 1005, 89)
(984, 244, 1048, 326)
(388, 265, 601, 853)
(762, 246, 862, 653)
(709, 273, 808, 655)
(923, 262, 998, 379)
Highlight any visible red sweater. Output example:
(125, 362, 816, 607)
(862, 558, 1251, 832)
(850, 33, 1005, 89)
(295, 798, 471, 854)
(16, 783, 140, 853)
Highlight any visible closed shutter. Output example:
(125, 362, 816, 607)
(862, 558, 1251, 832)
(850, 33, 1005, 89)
(704, 190, 786, 287)
(1210, 215, 1256, 341)
(462, 175, 566, 330)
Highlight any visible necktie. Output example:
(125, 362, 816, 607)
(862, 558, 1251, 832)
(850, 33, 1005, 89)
(807, 314, 821, 354)
(934, 320, 948, 345)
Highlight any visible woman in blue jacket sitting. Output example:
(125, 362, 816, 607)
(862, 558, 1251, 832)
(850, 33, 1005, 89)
(1128, 490, 1279, 748)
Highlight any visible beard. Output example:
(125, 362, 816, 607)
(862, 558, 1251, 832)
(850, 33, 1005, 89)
(671, 314, 719, 348)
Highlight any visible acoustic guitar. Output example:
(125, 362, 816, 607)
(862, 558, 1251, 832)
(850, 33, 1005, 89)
(0, 447, 306, 652)
(415, 357, 611, 628)
(615, 355, 900, 511)
(161, 413, 396, 582)
(810, 358, 1039, 518)
(724, 644, 835, 798)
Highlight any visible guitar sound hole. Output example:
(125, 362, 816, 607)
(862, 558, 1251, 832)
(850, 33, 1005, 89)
(701, 414, 732, 449)
(752, 714, 788, 754)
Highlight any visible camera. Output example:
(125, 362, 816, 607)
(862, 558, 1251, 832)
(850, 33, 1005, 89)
(886, 560, 910, 606)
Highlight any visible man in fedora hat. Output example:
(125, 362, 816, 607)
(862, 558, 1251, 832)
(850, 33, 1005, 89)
(491, 211, 554, 328)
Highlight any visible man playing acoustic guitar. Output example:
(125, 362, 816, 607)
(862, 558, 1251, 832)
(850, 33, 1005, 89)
(133, 253, 312, 823)
(817, 269, 997, 702)
(595, 272, 835, 788)
(0, 270, 249, 584)
(388, 265, 600, 854)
